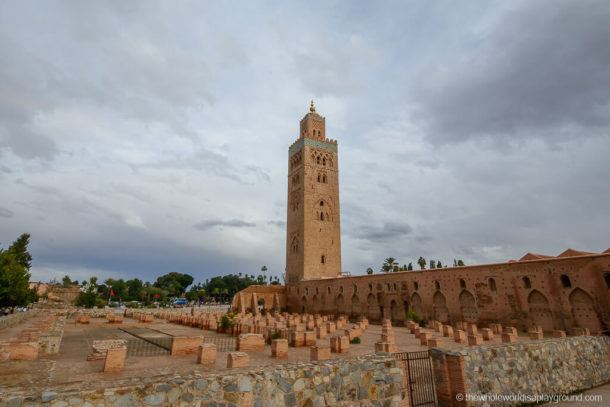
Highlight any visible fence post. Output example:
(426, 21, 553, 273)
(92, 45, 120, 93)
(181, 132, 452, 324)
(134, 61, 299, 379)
(432, 349, 469, 407)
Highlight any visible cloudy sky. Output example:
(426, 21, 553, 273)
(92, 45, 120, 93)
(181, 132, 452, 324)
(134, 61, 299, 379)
(1, 0, 609, 284)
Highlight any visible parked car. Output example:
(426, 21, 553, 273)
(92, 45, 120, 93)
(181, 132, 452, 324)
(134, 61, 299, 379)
(171, 298, 188, 307)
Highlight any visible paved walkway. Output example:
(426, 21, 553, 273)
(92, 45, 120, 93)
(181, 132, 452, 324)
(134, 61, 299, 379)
(542, 384, 609, 406)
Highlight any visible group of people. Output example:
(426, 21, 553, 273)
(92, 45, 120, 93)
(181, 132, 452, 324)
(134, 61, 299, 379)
(1, 306, 29, 316)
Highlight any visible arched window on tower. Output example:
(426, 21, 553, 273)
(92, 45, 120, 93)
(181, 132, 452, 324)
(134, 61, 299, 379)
(460, 279, 466, 289)
(317, 156, 321, 165)
(321, 255, 326, 264)
(489, 278, 497, 292)
(560, 274, 571, 288)
(522, 277, 531, 289)
(319, 212, 324, 221)
(320, 201, 324, 207)
(323, 175, 327, 183)
(291, 238, 299, 253)
(317, 174, 321, 182)
(435, 281, 440, 290)
(322, 158, 326, 166)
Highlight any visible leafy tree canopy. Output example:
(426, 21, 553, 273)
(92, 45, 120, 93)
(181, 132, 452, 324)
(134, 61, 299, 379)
(154, 272, 194, 297)
(0, 233, 37, 307)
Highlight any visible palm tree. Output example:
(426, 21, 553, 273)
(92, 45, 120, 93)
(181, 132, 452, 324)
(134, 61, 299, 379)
(381, 257, 398, 273)
(366, 267, 374, 275)
(417, 257, 426, 270)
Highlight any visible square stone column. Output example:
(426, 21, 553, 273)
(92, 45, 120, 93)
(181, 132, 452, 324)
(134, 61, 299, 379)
(197, 343, 216, 366)
(227, 352, 250, 368)
(103, 347, 126, 373)
(271, 339, 288, 358)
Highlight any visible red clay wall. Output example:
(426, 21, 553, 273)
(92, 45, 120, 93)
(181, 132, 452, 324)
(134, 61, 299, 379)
(286, 254, 610, 333)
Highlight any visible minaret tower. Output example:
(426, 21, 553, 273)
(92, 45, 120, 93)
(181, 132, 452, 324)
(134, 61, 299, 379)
(285, 101, 342, 283)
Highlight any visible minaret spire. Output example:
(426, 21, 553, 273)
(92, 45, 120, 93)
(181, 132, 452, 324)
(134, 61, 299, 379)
(310, 99, 316, 113)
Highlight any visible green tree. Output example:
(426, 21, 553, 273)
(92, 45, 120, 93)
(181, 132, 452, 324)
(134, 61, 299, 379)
(143, 286, 167, 304)
(430, 260, 436, 269)
(105, 278, 128, 300)
(126, 278, 144, 301)
(75, 277, 99, 308)
(7, 233, 32, 270)
(457, 259, 465, 266)
(417, 257, 426, 270)
(437, 260, 442, 268)
(261, 265, 268, 285)
(0, 234, 37, 308)
(154, 272, 193, 297)
(381, 257, 398, 273)
(366, 267, 374, 275)
(186, 289, 206, 301)
(62, 275, 72, 288)
(407, 263, 413, 271)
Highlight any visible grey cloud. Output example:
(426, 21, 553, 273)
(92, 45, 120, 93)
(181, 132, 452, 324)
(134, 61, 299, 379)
(0, 1, 215, 161)
(194, 219, 256, 231)
(138, 148, 266, 185)
(412, 0, 610, 145)
(244, 165, 271, 183)
(267, 220, 286, 228)
(0, 207, 13, 218)
(350, 222, 413, 241)
(0, 35, 60, 160)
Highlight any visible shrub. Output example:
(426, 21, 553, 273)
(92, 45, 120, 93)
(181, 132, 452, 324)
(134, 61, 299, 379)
(220, 312, 236, 330)
(405, 310, 420, 323)
(271, 331, 282, 340)
(75, 292, 97, 308)
(350, 337, 361, 344)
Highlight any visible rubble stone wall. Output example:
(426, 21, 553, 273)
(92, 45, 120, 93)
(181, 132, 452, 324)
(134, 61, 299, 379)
(433, 335, 610, 407)
(0, 354, 404, 406)
(0, 311, 39, 330)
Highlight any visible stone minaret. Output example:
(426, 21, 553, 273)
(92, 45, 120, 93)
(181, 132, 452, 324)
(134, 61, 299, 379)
(285, 101, 342, 283)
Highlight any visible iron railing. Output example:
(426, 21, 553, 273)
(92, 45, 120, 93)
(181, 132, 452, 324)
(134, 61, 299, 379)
(393, 350, 437, 407)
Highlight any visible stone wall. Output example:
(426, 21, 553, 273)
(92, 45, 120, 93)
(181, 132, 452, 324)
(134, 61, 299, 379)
(0, 310, 38, 330)
(432, 336, 610, 407)
(0, 314, 65, 360)
(0, 354, 404, 406)
(45, 286, 81, 304)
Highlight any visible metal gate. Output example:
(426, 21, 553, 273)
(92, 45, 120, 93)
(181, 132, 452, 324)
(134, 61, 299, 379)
(393, 351, 437, 407)
(120, 327, 173, 357)
(203, 336, 236, 352)
(125, 338, 170, 357)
